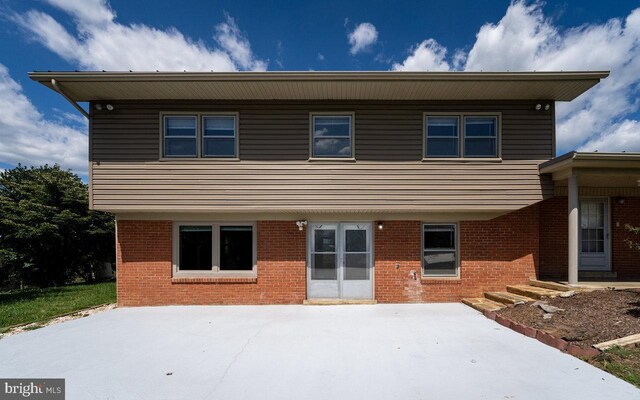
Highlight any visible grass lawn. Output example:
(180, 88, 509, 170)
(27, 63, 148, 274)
(0, 281, 116, 332)
(590, 346, 640, 388)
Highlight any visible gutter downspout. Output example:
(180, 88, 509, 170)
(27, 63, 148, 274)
(50, 79, 89, 119)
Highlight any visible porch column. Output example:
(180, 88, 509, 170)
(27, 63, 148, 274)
(568, 174, 579, 285)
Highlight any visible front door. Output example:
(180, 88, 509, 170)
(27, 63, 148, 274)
(308, 223, 373, 299)
(579, 199, 610, 271)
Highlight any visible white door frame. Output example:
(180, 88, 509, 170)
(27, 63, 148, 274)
(307, 222, 374, 299)
(578, 197, 611, 272)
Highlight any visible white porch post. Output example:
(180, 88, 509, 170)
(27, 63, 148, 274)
(568, 174, 579, 285)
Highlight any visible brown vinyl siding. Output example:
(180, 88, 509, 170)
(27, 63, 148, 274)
(90, 100, 554, 162)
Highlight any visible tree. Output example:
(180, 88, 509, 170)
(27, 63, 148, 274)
(0, 165, 114, 288)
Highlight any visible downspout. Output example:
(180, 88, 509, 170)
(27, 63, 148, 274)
(50, 79, 89, 119)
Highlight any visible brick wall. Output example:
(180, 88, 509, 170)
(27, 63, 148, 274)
(117, 220, 306, 306)
(374, 205, 539, 303)
(538, 196, 640, 280)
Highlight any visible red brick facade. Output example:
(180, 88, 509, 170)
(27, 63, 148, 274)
(116, 198, 640, 305)
(538, 196, 640, 280)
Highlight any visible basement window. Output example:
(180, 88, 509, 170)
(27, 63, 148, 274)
(174, 223, 256, 277)
(423, 224, 458, 277)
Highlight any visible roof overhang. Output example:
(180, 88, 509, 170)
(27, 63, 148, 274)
(28, 71, 609, 102)
(540, 151, 640, 184)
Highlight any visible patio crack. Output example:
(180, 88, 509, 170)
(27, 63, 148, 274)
(200, 322, 269, 400)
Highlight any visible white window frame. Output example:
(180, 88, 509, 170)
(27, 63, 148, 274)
(159, 112, 239, 160)
(422, 223, 459, 278)
(162, 115, 198, 158)
(463, 115, 499, 158)
(201, 113, 239, 158)
(423, 112, 502, 161)
(172, 221, 257, 278)
(309, 112, 355, 159)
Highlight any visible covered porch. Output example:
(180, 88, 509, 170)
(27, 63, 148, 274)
(539, 152, 640, 285)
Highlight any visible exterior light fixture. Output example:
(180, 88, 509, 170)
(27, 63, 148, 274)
(535, 104, 542, 111)
(377, 222, 384, 231)
(296, 220, 308, 231)
(544, 104, 551, 111)
(106, 104, 114, 111)
(95, 104, 103, 110)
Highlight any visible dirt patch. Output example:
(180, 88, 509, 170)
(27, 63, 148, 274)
(497, 289, 640, 348)
(0, 303, 115, 339)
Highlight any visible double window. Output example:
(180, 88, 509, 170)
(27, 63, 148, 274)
(173, 223, 256, 277)
(423, 224, 458, 277)
(163, 114, 238, 158)
(425, 114, 499, 158)
(311, 114, 353, 158)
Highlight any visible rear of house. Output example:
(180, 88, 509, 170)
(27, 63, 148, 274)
(30, 71, 640, 305)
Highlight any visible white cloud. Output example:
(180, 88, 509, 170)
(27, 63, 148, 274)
(578, 120, 640, 152)
(14, 0, 266, 72)
(0, 64, 87, 175)
(392, 39, 450, 71)
(348, 22, 378, 55)
(392, 1, 640, 154)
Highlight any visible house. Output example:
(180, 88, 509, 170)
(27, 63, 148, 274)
(29, 71, 640, 306)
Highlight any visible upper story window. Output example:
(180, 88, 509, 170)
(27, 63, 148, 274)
(424, 114, 499, 159)
(162, 113, 238, 158)
(203, 116, 237, 157)
(164, 116, 197, 157)
(311, 115, 353, 158)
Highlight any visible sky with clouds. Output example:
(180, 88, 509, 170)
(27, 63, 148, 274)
(0, 0, 638, 177)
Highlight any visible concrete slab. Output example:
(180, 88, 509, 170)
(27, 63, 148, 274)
(0, 304, 637, 400)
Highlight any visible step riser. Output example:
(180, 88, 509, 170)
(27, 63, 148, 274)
(529, 280, 571, 292)
(462, 298, 504, 312)
(484, 292, 531, 305)
(506, 286, 559, 300)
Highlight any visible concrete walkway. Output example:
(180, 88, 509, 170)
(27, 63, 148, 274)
(0, 304, 637, 400)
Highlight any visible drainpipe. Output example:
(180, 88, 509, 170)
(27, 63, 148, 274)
(568, 174, 579, 285)
(50, 79, 89, 119)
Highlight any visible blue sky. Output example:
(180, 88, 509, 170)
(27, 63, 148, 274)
(0, 0, 639, 177)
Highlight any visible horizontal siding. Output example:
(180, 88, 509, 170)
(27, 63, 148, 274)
(91, 160, 553, 212)
(90, 100, 553, 162)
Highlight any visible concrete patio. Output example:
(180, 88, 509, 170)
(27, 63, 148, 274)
(0, 304, 637, 400)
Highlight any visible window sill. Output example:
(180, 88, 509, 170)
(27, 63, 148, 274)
(172, 276, 258, 284)
(421, 157, 502, 162)
(420, 276, 461, 285)
(308, 157, 356, 162)
(159, 157, 240, 162)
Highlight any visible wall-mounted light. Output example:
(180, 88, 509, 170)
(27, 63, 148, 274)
(95, 104, 114, 111)
(544, 104, 551, 111)
(535, 104, 542, 111)
(95, 104, 103, 111)
(377, 221, 384, 231)
(617, 197, 625, 205)
(296, 220, 308, 231)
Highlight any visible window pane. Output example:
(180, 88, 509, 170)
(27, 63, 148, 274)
(464, 117, 496, 137)
(179, 226, 212, 271)
(426, 138, 459, 157)
(313, 117, 351, 137)
(344, 254, 369, 280)
(165, 138, 197, 157)
(312, 254, 337, 280)
(464, 138, 496, 157)
(314, 229, 336, 252)
(427, 117, 458, 137)
(219, 226, 253, 271)
(345, 230, 366, 252)
(165, 116, 196, 136)
(203, 116, 235, 137)
(423, 251, 456, 275)
(313, 138, 351, 157)
(424, 225, 455, 249)
(203, 137, 236, 157)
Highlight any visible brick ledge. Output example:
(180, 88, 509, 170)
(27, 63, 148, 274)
(420, 278, 462, 285)
(171, 277, 258, 284)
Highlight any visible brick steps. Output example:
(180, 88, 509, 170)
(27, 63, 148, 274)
(485, 291, 532, 305)
(462, 298, 505, 312)
(507, 284, 563, 299)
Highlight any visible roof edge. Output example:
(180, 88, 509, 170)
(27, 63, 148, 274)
(540, 151, 640, 174)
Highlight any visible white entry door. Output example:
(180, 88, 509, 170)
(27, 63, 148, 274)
(579, 199, 610, 271)
(307, 223, 373, 299)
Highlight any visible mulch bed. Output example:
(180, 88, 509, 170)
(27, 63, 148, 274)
(497, 289, 640, 348)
